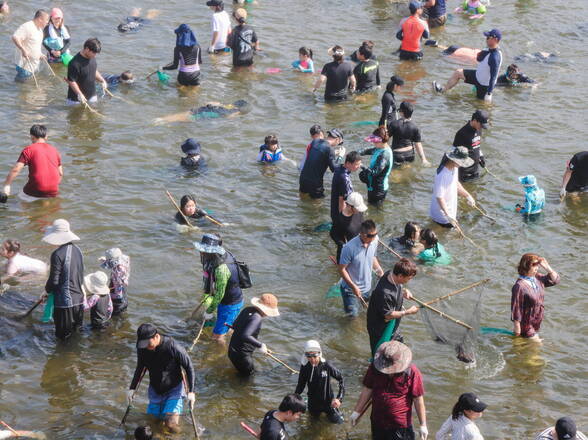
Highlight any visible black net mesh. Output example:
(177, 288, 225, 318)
(419, 287, 484, 363)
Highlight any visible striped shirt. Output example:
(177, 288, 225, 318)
(535, 427, 588, 440)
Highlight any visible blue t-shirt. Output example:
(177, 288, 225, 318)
(340, 235, 378, 294)
(426, 0, 446, 18)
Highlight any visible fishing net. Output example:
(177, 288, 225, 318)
(419, 286, 484, 363)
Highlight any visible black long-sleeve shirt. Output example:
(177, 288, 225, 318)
(162, 45, 202, 70)
(228, 306, 263, 353)
(379, 91, 398, 126)
(45, 242, 84, 308)
(299, 139, 336, 189)
(130, 335, 195, 394)
(295, 361, 345, 410)
(353, 59, 380, 92)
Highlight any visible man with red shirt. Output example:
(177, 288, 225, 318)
(396, 2, 430, 61)
(1, 124, 62, 202)
(351, 341, 428, 440)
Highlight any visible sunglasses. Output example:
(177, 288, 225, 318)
(305, 352, 320, 358)
(363, 232, 378, 238)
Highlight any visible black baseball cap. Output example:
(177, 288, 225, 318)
(206, 0, 223, 6)
(556, 417, 578, 440)
(327, 128, 344, 143)
(390, 75, 405, 86)
(472, 109, 490, 129)
(136, 323, 158, 348)
(458, 392, 487, 412)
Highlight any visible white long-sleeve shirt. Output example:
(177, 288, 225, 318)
(436, 415, 484, 440)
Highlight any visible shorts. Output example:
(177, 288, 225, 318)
(371, 422, 415, 440)
(434, 221, 454, 228)
(393, 148, 416, 165)
(228, 347, 255, 376)
(233, 59, 254, 67)
(428, 14, 447, 28)
(15, 64, 32, 80)
(340, 284, 370, 318)
(463, 69, 488, 99)
(147, 383, 184, 419)
(213, 300, 243, 335)
(399, 50, 423, 61)
(178, 70, 201, 86)
(53, 305, 84, 340)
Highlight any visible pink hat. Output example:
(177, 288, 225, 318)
(50, 8, 64, 18)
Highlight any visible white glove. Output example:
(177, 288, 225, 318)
(2, 185, 10, 196)
(466, 195, 476, 207)
(350, 411, 361, 426)
(560, 188, 567, 199)
(259, 343, 268, 354)
(484, 93, 492, 103)
(203, 312, 214, 321)
(77, 94, 88, 105)
(126, 390, 135, 405)
(419, 425, 429, 440)
(187, 392, 196, 410)
(207, 46, 215, 54)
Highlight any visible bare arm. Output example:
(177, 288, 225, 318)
(513, 320, 521, 336)
(436, 196, 452, 220)
(313, 75, 326, 92)
(210, 30, 219, 48)
(414, 142, 430, 165)
(338, 264, 361, 296)
(456, 181, 472, 199)
(95, 70, 107, 88)
(58, 165, 63, 178)
(372, 256, 384, 277)
(349, 74, 357, 92)
(353, 386, 373, 413)
(560, 168, 572, 192)
(414, 395, 427, 432)
(12, 35, 29, 58)
(4, 162, 25, 186)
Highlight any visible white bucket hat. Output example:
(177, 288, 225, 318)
(82, 271, 111, 296)
(251, 293, 279, 317)
(300, 339, 326, 365)
(42, 219, 80, 246)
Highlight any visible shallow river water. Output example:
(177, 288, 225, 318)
(1, 0, 587, 439)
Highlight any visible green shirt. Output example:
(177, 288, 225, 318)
(417, 243, 452, 265)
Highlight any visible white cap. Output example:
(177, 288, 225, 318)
(346, 192, 368, 212)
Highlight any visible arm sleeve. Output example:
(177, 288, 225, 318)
(84, 294, 99, 310)
(422, 22, 430, 39)
(67, 62, 80, 83)
(520, 74, 535, 84)
(538, 272, 560, 288)
(328, 363, 345, 401)
(251, 29, 258, 44)
(376, 65, 381, 86)
(162, 46, 180, 70)
(366, 152, 388, 177)
(510, 282, 524, 322)
(61, 26, 71, 52)
(45, 251, 61, 293)
(206, 264, 231, 313)
(487, 51, 501, 93)
(379, 94, 390, 126)
(327, 148, 336, 172)
(359, 147, 376, 156)
(241, 314, 263, 348)
(129, 353, 146, 390)
(294, 366, 307, 394)
(175, 343, 195, 392)
(435, 416, 452, 440)
(396, 29, 404, 40)
(521, 195, 532, 214)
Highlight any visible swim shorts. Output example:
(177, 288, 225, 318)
(147, 383, 184, 419)
(463, 69, 488, 99)
(213, 300, 243, 335)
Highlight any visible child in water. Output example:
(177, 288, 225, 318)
(82, 271, 113, 329)
(117, 8, 160, 32)
(292, 47, 314, 73)
(180, 138, 203, 168)
(1, 239, 47, 277)
(515, 175, 544, 215)
(99, 247, 131, 315)
(153, 100, 248, 124)
(496, 64, 535, 87)
(417, 229, 452, 265)
(455, 0, 487, 18)
(102, 71, 135, 87)
(257, 135, 284, 163)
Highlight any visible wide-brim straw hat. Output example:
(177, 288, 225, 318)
(82, 271, 110, 296)
(445, 146, 474, 168)
(251, 293, 279, 317)
(42, 219, 80, 246)
(373, 341, 412, 374)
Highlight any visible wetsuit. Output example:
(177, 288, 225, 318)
(190, 103, 240, 118)
(388, 118, 422, 165)
(464, 48, 502, 99)
(397, 16, 430, 60)
(163, 45, 202, 86)
(379, 91, 398, 126)
(360, 147, 393, 205)
(367, 272, 405, 354)
(45, 242, 85, 340)
(130, 335, 195, 394)
(353, 59, 380, 92)
(566, 151, 588, 192)
(453, 122, 483, 181)
(228, 306, 263, 376)
(496, 72, 535, 86)
(175, 210, 206, 225)
(299, 139, 336, 198)
(295, 361, 345, 423)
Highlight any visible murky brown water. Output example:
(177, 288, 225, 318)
(1, 0, 588, 438)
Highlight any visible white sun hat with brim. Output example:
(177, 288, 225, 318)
(82, 271, 111, 296)
(300, 339, 326, 365)
(42, 219, 80, 246)
(251, 293, 279, 317)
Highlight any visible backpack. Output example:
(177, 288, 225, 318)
(235, 259, 252, 288)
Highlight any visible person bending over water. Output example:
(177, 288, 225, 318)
(1, 239, 47, 277)
(117, 8, 159, 33)
(153, 100, 248, 124)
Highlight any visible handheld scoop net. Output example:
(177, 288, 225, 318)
(419, 286, 485, 363)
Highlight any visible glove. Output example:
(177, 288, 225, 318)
(207, 46, 215, 54)
(259, 343, 268, 354)
(420, 425, 429, 440)
(77, 94, 88, 105)
(126, 390, 135, 405)
(203, 312, 214, 321)
(560, 188, 567, 199)
(478, 156, 486, 168)
(422, 160, 432, 168)
(0, 192, 7, 204)
(187, 392, 196, 410)
(484, 93, 492, 102)
(3, 185, 11, 196)
(466, 195, 476, 207)
(350, 411, 361, 426)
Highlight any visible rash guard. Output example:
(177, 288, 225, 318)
(295, 361, 345, 411)
(475, 48, 502, 94)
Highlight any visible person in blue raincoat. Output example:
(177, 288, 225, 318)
(516, 175, 544, 215)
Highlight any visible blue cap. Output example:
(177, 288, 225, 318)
(518, 175, 537, 187)
(409, 1, 423, 13)
(181, 138, 201, 155)
(483, 29, 502, 40)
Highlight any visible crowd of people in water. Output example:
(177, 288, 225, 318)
(1, 1, 588, 439)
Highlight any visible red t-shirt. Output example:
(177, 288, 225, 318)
(362, 363, 424, 429)
(17, 142, 62, 197)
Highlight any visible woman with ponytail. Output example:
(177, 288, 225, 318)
(313, 45, 355, 101)
(436, 393, 487, 440)
(417, 228, 452, 265)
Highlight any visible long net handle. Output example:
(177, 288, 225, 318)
(424, 279, 490, 306)
(412, 296, 472, 330)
